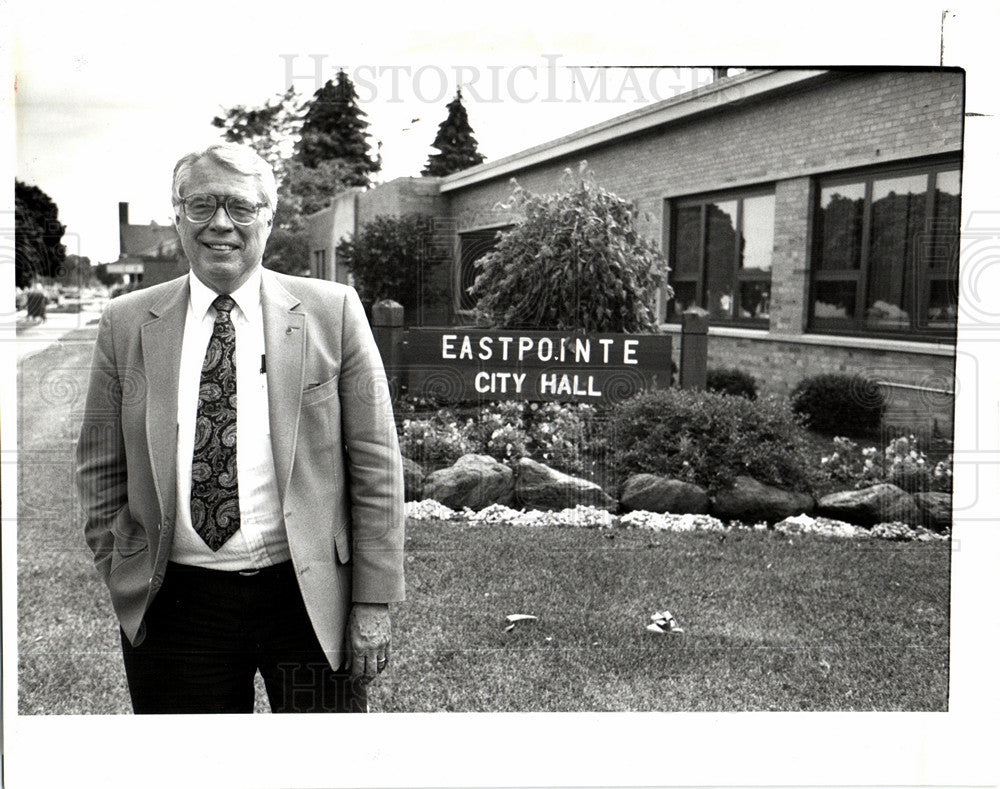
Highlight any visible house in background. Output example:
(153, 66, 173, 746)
(309, 68, 963, 434)
(106, 202, 188, 287)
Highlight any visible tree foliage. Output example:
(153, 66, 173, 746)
(422, 89, 485, 177)
(469, 165, 670, 332)
(275, 159, 354, 223)
(295, 70, 381, 186)
(261, 226, 312, 277)
(335, 214, 444, 314)
(15, 179, 66, 288)
(211, 87, 302, 178)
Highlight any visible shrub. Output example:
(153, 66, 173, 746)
(465, 401, 531, 462)
(398, 415, 474, 468)
(818, 434, 953, 494)
(610, 388, 816, 493)
(790, 373, 885, 437)
(524, 402, 604, 477)
(706, 367, 758, 400)
(468, 163, 669, 332)
(335, 213, 445, 314)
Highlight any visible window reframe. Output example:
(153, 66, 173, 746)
(667, 186, 776, 328)
(807, 157, 961, 339)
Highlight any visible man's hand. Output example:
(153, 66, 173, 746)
(346, 602, 391, 684)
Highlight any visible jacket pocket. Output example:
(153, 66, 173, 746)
(301, 375, 339, 407)
(111, 512, 149, 558)
(333, 528, 351, 565)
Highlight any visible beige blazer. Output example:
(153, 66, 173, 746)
(75, 268, 405, 670)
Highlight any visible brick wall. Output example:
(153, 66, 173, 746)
(663, 329, 956, 433)
(446, 70, 963, 245)
(440, 70, 963, 429)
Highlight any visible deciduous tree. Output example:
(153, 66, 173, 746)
(15, 180, 66, 288)
(335, 214, 444, 315)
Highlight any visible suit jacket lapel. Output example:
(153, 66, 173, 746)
(140, 277, 188, 527)
(261, 269, 305, 503)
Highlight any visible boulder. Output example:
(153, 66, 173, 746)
(422, 454, 514, 511)
(402, 457, 425, 502)
(913, 491, 952, 532)
(620, 474, 709, 514)
(710, 476, 815, 523)
(515, 457, 617, 511)
(817, 483, 921, 527)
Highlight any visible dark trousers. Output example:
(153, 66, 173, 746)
(120, 561, 367, 714)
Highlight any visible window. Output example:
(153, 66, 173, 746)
(668, 189, 775, 325)
(457, 227, 511, 311)
(810, 161, 960, 336)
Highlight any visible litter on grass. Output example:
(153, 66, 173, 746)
(647, 610, 685, 637)
(504, 614, 537, 632)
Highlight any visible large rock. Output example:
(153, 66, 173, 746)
(913, 491, 952, 532)
(422, 454, 514, 511)
(515, 458, 617, 511)
(620, 474, 709, 514)
(711, 476, 814, 523)
(817, 483, 921, 527)
(402, 457, 425, 502)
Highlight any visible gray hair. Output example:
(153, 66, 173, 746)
(171, 143, 278, 213)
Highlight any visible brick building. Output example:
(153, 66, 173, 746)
(107, 202, 188, 287)
(309, 68, 963, 432)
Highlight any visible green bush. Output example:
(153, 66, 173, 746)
(398, 415, 474, 468)
(820, 434, 952, 494)
(524, 402, 605, 478)
(335, 213, 444, 314)
(706, 367, 758, 400)
(790, 373, 886, 437)
(610, 388, 816, 493)
(396, 400, 611, 480)
(468, 163, 669, 332)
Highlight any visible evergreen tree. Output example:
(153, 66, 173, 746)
(294, 70, 381, 186)
(15, 180, 66, 288)
(422, 89, 485, 177)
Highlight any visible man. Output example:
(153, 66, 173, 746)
(75, 143, 405, 713)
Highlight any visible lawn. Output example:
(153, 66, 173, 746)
(366, 518, 949, 712)
(16, 329, 950, 713)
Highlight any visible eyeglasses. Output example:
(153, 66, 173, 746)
(178, 193, 269, 226)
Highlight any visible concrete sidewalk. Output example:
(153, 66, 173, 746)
(11, 305, 106, 361)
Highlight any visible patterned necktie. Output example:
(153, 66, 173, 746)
(191, 294, 241, 551)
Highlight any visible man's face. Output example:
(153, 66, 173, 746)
(175, 158, 272, 294)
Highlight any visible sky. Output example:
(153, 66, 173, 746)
(5, 2, 1000, 786)
(10, 0, 994, 264)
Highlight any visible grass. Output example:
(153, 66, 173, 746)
(16, 330, 950, 713)
(366, 519, 949, 712)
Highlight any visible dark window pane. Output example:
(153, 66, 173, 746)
(930, 169, 961, 270)
(705, 200, 737, 319)
(866, 174, 927, 329)
(812, 281, 857, 321)
(738, 281, 770, 320)
(926, 279, 958, 327)
(740, 194, 775, 273)
(674, 206, 702, 275)
(818, 183, 864, 270)
(669, 281, 697, 320)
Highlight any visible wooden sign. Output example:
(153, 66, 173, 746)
(401, 329, 673, 404)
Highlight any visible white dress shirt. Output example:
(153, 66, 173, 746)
(171, 268, 290, 569)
